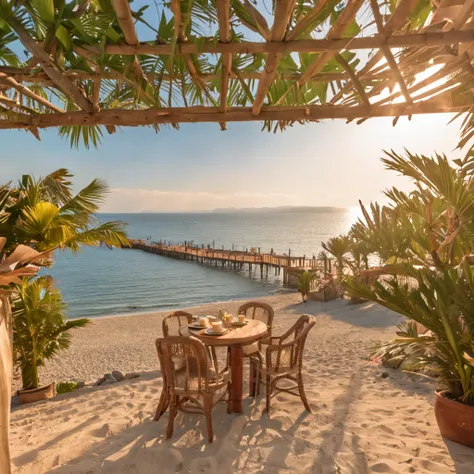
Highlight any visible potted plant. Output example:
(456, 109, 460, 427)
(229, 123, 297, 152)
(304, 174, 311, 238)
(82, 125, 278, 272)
(13, 276, 89, 404)
(345, 262, 474, 447)
(297, 271, 315, 302)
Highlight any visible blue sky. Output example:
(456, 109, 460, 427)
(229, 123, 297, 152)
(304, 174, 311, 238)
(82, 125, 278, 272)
(1, 113, 462, 212)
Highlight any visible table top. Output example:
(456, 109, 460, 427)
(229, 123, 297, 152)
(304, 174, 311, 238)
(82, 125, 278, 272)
(180, 319, 268, 347)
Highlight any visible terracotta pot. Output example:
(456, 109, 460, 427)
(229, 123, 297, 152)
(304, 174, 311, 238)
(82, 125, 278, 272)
(434, 391, 474, 448)
(17, 383, 55, 404)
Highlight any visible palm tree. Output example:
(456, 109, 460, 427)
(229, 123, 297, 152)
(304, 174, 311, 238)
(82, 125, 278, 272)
(1, 169, 128, 253)
(297, 271, 315, 302)
(321, 235, 351, 281)
(12, 276, 89, 390)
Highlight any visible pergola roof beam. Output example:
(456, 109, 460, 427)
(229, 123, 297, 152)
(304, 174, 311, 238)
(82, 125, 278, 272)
(252, 0, 297, 115)
(0, 99, 469, 130)
(76, 28, 474, 57)
(217, 0, 232, 128)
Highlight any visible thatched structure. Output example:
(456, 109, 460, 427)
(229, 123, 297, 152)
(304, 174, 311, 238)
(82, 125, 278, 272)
(0, 0, 473, 145)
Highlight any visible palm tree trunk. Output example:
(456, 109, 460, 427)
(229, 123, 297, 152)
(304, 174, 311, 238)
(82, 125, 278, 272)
(21, 359, 39, 390)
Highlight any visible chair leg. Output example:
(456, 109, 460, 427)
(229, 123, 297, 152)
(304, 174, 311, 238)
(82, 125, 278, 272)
(256, 364, 261, 395)
(166, 396, 176, 439)
(227, 382, 232, 414)
(203, 395, 214, 443)
(249, 359, 256, 397)
(154, 388, 168, 421)
(298, 371, 311, 413)
(266, 375, 271, 416)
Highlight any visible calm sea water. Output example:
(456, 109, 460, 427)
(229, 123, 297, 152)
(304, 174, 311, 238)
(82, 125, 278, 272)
(47, 212, 357, 319)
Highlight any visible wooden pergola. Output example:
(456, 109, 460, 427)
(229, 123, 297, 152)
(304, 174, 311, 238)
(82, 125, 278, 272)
(0, 0, 473, 144)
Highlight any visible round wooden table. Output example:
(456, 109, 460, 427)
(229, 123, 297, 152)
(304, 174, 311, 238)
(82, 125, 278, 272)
(180, 319, 268, 413)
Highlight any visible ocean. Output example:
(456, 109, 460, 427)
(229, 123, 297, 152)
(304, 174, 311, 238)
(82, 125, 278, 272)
(48, 211, 357, 319)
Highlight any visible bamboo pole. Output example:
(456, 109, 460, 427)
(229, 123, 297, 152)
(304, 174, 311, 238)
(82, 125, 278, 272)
(78, 29, 474, 56)
(7, 17, 93, 112)
(0, 97, 469, 129)
(252, 0, 298, 115)
(217, 0, 231, 129)
(297, 0, 366, 85)
(0, 294, 12, 474)
(370, 0, 413, 104)
(0, 68, 393, 86)
(112, 0, 156, 104)
(0, 73, 65, 113)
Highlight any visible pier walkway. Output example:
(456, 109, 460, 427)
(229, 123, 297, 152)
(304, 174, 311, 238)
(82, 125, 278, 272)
(127, 239, 332, 284)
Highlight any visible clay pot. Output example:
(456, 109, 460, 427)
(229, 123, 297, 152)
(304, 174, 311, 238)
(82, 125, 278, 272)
(434, 391, 474, 448)
(17, 383, 55, 404)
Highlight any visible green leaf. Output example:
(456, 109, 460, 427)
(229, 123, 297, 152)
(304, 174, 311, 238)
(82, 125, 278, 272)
(330, 9, 360, 38)
(32, 0, 55, 25)
(278, 53, 298, 72)
(106, 26, 121, 43)
(55, 24, 72, 51)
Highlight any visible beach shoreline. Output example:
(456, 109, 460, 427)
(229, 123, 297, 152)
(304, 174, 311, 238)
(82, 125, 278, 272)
(67, 289, 295, 322)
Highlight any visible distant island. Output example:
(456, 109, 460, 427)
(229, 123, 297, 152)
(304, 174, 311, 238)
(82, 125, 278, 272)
(211, 206, 348, 214)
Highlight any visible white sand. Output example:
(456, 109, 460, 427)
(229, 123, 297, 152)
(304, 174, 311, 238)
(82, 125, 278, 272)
(10, 293, 474, 473)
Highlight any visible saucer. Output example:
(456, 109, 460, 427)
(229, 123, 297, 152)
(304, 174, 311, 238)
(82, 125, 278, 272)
(232, 320, 248, 327)
(204, 328, 228, 336)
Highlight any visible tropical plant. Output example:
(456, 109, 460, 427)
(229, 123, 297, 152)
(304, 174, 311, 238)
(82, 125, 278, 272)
(12, 276, 89, 390)
(297, 270, 315, 302)
(321, 235, 350, 280)
(0, 169, 128, 254)
(56, 381, 80, 394)
(346, 237, 370, 274)
(349, 151, 474, 270)
(345, 261, 474, 406)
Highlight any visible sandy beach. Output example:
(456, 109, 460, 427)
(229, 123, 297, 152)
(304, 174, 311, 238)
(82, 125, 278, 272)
(9, 293, 474, 473)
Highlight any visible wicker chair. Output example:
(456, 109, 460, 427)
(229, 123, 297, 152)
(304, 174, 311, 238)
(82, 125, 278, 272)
(250, 314, 316, 415)
(155, 311, 193, 421)
(237, 301, 274, 357)
(162, 311, 193, 337)
(155, 336, 231, 443)
(237, 302, 274, 394)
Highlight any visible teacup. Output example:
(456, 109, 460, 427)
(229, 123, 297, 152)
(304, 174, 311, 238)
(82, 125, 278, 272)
(211, 321, 223, 333)
(238, 314, 246, 323)
(199, 316, 210, 327)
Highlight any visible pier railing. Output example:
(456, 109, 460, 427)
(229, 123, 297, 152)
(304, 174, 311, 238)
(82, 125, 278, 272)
(128, 239, 331, 270)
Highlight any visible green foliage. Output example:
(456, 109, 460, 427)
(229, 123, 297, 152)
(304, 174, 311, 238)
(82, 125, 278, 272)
(0, 168, 128, 253)
(343, 149, 474, 405)
(297, 270, 315, 302)
(346, 263, 474, 405)
(321, 235, 350, 280)
(13, 276, 90, 390)
(56, 381, 79, 394)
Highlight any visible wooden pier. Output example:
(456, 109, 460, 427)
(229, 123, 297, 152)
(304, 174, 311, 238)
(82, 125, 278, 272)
(126, 239, 333, 284)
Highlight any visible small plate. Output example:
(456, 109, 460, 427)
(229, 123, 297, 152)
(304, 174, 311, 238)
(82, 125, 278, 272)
(204, 328, 228, 336)
(188, 323, 207, 330)
(232, 320, 249, 327)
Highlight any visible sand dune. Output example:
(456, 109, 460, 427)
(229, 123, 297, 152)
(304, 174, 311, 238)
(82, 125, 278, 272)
(10, 294, 474, 473)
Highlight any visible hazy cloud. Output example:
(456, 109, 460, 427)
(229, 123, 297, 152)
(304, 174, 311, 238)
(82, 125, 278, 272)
(102, 188, 298, 212)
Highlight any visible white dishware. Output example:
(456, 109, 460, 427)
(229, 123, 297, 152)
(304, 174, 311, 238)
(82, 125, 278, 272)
(211, 321, 223, 333)
(199, 316, 210, 327)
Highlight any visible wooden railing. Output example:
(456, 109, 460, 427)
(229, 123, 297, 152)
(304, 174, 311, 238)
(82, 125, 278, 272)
(127, 239, 332, 270)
